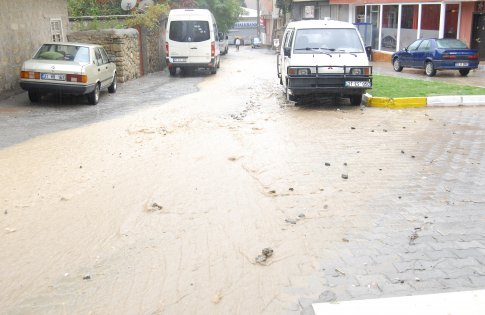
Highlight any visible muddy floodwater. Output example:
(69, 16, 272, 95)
(1, 47, 485, 314)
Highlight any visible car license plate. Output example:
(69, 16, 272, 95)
(455, 62, 469, 67)
(172, 58, 186, 62)
(41, 73, 65, 81)
(345, 81, 371, 88)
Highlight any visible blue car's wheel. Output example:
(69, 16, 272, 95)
(425, 61, 436, 77)
(393, 58, 403, 72)
(459, 69, 470, 76)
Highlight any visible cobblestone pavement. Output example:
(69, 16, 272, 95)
(0, 47, 484, 315)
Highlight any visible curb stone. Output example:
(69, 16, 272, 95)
(364, 93, 485, 108)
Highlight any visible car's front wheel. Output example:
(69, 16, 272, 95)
(393, 58, 403, 72)
(459, 68, 470, 76)
(87, 83, 100, 105)
(350, 95, 363, 106)
(108, 75, 117, 93)
(28, 91, 41, 103)
(169, 67, 177, 76)
(425, 61, 436, 77)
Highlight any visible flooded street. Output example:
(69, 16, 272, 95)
(1, 47, 484, 314)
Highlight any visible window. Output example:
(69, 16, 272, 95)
(417, 40, 431, 51)
(169, 21, 210, 42)
(50, 19, 63, 42)
(99, 48, 110, 64)
(95, 48, 104, 66)
(400, 5, 419, 49)
(407, 40, 422, 51)
(381, 5, 399, 52)
(33, 44, 89, 62)
(293, 28, 364, 53)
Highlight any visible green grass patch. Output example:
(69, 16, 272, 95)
(371, 74, 485, 98)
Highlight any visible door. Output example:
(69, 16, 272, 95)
(411, 39, 431, 67)
(471, 13, 485, 61)
(94, 48, 111, 88)
(400, 39, 421, 67)
(281, 28, 294, 88)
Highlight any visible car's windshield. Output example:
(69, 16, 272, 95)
(34, 44, 90, 62)
(169, 20, 210, 42)
(293, 28, 364, 53)
(436, 39, 468, 49)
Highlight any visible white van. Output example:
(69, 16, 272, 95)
(277, 19, 372, 105)
(166, 9, 221, 75)
(218, 32, 229, 55)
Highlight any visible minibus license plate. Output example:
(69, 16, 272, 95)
(345, 81, 371, 88)
(173, 58, 186, 62)
(455, 62, 468, 67)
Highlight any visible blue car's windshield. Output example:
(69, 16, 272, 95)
(436, 39, 467, 49)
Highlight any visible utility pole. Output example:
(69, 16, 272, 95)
(257, 0, 260, 38)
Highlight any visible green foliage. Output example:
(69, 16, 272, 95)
(195, 0, 242, 32)
(67, 0, 125, 16)
(127, 4, 170, 30)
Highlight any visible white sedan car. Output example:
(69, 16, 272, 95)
(20, 42, 117, 105)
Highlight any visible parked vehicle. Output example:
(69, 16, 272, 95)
(218, 32, 229, 55)
(277, 19, 372, 105)
(165, 9, 221, 76)
(19, 42, 117, 105)
(252, 37, 261, 48)
(392, 38, 480, 77)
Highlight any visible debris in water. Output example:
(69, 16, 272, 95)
(269, 190, 276, 194)
(351, 127, 356, 130)
(411, 155, 416, 158)
(285, 219, 297, 225)
(343, 162, 347, 166)
(289, 187, 294, 191)
(4, 210, 7, 215)
(401, 150, 405, 154)
(83, 274, 91, 280)
(212, 293, 223, 304)
(256, 247, 274, 264)
(325, 162, 331, 166)
(298, 213, 306, 218)
(383, 129, 388, 132)
(341, 174, 349, 179)
(146, 202, 163, 212)
(342, 238, 349, 242)
(5, 228, 16, 234)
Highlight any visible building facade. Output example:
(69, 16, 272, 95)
(290, 0, 485, 60)
(0, 0, 69, 97)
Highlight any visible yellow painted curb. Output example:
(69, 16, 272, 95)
(368, 97, 391, 107)
(391, 97, 427, 108)
(367, 97, 427, 108)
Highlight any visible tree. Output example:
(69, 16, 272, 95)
(67, 0, 125, 16)
(276, 0, 291, 25)
(195, 0, 242, 32)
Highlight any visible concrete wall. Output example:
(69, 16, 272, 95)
(68, 29, 141, 83)
(0, 0, 69, 96)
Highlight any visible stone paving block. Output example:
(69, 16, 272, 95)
(425, 249, 459, 260)
(469, 275, 485, 286)
(438, 277, 473, 289)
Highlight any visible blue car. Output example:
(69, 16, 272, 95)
(391, 38, 479, 77)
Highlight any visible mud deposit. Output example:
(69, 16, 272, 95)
(1, 47, 485, 314)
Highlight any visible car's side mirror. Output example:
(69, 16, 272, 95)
(404, 47, 408, 52)
(284, 47, 291, 57)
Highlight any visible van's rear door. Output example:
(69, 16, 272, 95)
(168, 20, 212, 63)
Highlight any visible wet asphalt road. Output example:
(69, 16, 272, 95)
(0, 70, 205, 149)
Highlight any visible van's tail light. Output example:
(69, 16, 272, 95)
(21, 71, 40, 79)
(166, 42, 169, 56)
(211, 41, 215, 57)
(66, 74, 88, 83)
(468, 54, 479, 59)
